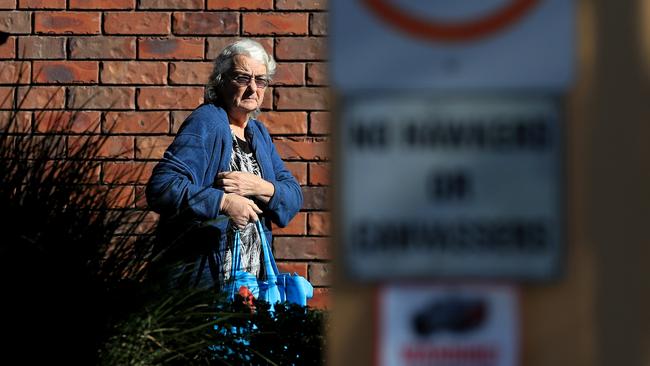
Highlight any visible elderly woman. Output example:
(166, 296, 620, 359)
(146, 39, 303, 289)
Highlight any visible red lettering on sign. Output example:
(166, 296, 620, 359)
(402, 344, 499, 365)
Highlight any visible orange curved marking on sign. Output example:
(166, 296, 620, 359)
(362, 0, 540, 42)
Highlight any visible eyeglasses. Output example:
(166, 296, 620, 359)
(229, 73, 270, 88)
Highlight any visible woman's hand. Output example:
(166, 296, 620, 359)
(220, 193, 263, 229)
(216, 171, 275, 203)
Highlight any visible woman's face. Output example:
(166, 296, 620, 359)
(221, 54, 268, 118)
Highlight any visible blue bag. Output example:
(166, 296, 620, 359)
(212, 222, 314, 358)
(227, 221, 313, 309)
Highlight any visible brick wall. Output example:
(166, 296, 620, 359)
(0, 0, 330, 308)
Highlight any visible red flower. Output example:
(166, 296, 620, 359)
(238, 286, 256, 312)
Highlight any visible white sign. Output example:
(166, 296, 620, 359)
(330, 0, 574, 92)
(377, 284, 519, 366)
(341, 96, 562, 280)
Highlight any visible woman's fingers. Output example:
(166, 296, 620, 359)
(223, 194, 249, 227)
(216, 178, 234, 188)
(217, 179, 250, 196)
(248, 208, 259, 223)
(223, 193, 264, 229)
(249, 201, 262, 214)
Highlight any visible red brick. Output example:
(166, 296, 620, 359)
(0, 36, 15, 58)
(274, 137, 328, 160)
(139, 37, 204, 60)
(207, 0, 271, 10)
(0, 87, 14, 108)
(38, 156, 99, 181)
(70, 0, 134, 9)
(308, 262, 330, 286)
(101, 61, 167, 84)
(260, 87, 272, 110)
(0, 111, 31, 133)
(18, 36, 65, 59)
(17, 86, 65, 109)
(302, 186, 328, 210)
(275, 37, 326, 60)
(272, 62, 305, 86)
(169, 61, 213, 85)
(101, 136, 135, 159)
(103, 185, 135, 208)
(310, 12, 327, 35)
(69, 135, 134, 159)
(69, 37, 135, 59)
(138, 0, 203, 9)
(308, 287, 329, 309)
(307, 62, 327, 85)
(285, 161, 307, 185)
(57, 160, 101, 182)
(275, 87, 328, 110)
(135, 135, 174, 159)
(308, 211, 329, 235)
(0, 0, 15, 9)
(272, 212, 306, 235)
(243, 13, 308, 35)
(102, 161, 155, 184)
(273, 237, 330, 260)
(123, 206, 156, 227)
(27, 135, 66, 158)
(0, 61, 29, 83)
(35, 12, 100, 34)
(276, 0, 327, 10)
(0, 136, 14, 157)
(309, 162, 329, 185)
(0, 11, 31, 33)
(33, 61, 98, 84)
(206, 37, 272, 59)
(118, 210, 154, 234)
(310, 111, 329, 134)
(105, 12, 170, 35)
(34, 110, 100, 133)
(111, 186, 136, 208)
(173, 12, 238, 35)
(104, 111, 169, 134)
(134, 186, 148, 208)
(138, 87, 203, 109)
(115, 210, 159, 235)
(258, 111, 307, 134)
(18, 0, 64, 8)
(276, 262, 308, 277)
(68, 86, 135, 109)
(171, 110, 192, 133)
(140, 211, 161, 234)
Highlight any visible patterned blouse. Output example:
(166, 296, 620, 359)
(221, 130, 265, 282)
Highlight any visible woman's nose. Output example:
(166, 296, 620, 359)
(247, 79, 258, 91)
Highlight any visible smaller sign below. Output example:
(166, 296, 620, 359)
(377, 284, 519, 366)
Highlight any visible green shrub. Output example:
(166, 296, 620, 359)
(100, 289, 327, 366)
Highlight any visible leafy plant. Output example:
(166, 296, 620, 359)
(0, 77, 155, 363)
(100, 289, 327, 366)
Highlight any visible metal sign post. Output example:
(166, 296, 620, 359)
(330, 1, 574, 365)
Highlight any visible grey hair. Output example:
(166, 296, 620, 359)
(204, 39, 276, 115)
